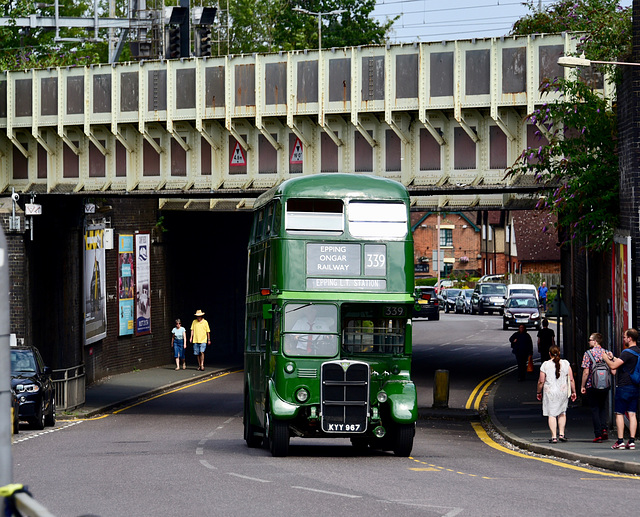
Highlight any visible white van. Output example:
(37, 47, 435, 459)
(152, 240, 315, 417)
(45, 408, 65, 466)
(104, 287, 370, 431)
(507, 283, 539, 302)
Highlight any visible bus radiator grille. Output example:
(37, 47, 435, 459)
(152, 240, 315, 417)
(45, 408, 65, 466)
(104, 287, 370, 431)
(320, 361, 369, 433)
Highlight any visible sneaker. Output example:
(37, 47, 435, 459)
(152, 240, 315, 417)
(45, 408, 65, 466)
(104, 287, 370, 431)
(601, 429, 609, 440)
(593, 437, 603, 443)
(627, 440, 636, 450)
(612, 440, 626, 449)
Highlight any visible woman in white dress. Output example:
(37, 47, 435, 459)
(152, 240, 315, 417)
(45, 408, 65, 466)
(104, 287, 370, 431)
(536, 345, 577, 443)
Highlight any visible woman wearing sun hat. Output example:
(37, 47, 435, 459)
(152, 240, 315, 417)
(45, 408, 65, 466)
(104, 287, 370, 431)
(190, 310, 210, 371)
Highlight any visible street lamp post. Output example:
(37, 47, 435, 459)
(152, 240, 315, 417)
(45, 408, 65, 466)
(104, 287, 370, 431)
(293, 6, 347, 52)
(558, 55, 640, 68)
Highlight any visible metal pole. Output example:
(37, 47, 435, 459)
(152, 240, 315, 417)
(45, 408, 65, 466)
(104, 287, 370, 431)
(318, 12, 322, 51)
(0, 222, 12, 484)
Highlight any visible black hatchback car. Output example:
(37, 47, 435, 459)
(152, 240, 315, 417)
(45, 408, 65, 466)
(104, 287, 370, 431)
(10, 345, 56, 430)
(413, 286, 439, 320)
(471, 282, 508, 315)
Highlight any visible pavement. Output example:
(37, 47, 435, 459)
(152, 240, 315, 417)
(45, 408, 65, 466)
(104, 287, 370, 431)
(60, 361, 640, 475)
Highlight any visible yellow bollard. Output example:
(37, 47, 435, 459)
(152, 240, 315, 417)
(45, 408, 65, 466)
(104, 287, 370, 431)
(433, 369, 450, 409)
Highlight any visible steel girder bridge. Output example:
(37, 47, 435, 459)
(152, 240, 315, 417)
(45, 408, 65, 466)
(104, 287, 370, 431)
(0, 33, 598, 211)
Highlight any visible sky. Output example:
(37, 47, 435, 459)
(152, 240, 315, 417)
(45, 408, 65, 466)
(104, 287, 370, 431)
(371, 0, 633, 43)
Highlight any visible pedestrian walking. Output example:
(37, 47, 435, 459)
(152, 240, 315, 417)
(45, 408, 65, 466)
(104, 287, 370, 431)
(580, 332, 611, 442)
(537, 318, 556, 365)
(537, 345, 577, 443)
(171, 319, 187, 370)
(538, 281, 548, 312)
(602, 328, 640, 450)
(190, 309, 211, 371)
(510, 324, 533, 382)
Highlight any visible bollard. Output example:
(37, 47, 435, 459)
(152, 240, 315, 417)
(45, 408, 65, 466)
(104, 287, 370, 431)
(433, 369, 450, 409)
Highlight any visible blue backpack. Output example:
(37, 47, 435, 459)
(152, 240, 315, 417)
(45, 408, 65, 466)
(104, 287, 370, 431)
(625, 348, 640, 385)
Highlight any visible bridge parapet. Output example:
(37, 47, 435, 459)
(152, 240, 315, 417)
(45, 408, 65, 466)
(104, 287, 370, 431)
(0, 33, 599, 209)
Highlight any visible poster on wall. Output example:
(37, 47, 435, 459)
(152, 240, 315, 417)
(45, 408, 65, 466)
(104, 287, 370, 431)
(84, 223, 107, 345)
(118, 234, 135, 336)
(612, 235, 632, 354)
(135, 232, 151, 335)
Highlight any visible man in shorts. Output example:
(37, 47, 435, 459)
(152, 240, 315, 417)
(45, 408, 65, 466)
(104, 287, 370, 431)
(602, 328, 640, 450)
(190, 309, 211, 371)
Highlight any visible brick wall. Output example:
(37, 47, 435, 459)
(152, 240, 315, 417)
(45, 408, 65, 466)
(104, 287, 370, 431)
(84, 198, 169, 384)
(0, 200, 26, 342)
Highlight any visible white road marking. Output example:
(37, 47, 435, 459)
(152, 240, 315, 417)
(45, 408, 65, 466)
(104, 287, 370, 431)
(228, 473, 271, 483)
(291, 486, 362, 498)
(199, 460, 217, 470)
(12, 421, 83, 444)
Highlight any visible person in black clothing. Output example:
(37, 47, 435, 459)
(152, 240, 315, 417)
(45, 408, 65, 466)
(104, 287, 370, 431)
(602, 328, 640, 450)
(537, 318, 556, 364)
(510, 324, 534, 381)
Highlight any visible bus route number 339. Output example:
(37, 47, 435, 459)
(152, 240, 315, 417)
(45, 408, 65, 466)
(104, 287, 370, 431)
(383, 306, 405, 317)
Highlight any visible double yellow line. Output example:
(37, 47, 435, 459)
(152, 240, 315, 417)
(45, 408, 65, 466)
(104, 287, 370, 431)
(465, 367, 640, 479)
(465, 365, 516, 410)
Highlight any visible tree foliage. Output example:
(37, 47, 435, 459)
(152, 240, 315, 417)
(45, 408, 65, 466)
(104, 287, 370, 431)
(505, 79, 619, 251)
(227, 0, 395, 54)
(513, 0, 631, 72)
(0, 0, 110, 70)
(506, 0, 630, 251)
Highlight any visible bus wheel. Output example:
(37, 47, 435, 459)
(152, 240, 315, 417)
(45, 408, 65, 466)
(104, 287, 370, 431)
(268, 415, 290, 457)
(244, 398, 262, 448)
(393, 424, 415, 457)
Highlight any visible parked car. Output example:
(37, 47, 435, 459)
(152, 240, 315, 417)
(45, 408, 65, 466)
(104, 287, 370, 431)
(440, 288, 461, 313)
(10, 345, 56, 430)
(434, 279, 455, 294)
(507, 283, 539, 304)
(503, 294, 542, 330)
(414, 286, 439, 320)
(477, 274, 506, 284)
(455, 289, 474, 314)
(471, 282, 508, 315)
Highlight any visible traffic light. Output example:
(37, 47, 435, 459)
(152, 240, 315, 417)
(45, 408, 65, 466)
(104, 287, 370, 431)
(166, 27, 181, 59)
(195, 27, 212, 57)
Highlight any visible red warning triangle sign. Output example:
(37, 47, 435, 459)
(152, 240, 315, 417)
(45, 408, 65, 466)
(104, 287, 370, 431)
(230, 142, 246, 166)
(290, 137, 303, 164)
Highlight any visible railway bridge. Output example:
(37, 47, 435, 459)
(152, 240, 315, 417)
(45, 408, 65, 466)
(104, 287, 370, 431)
(0, 32, 593, 211)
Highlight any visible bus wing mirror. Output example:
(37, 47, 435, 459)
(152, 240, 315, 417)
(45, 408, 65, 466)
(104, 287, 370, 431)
(262, 303, 273, 320)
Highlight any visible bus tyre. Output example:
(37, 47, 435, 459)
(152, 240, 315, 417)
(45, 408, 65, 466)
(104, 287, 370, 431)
(269, 416, 290, 457)
(244, 397, 262, 448)
(393, 424, 415, 457)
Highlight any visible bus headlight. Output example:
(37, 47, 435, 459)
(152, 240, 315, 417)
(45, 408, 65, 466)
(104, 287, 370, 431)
(284, 362, 295, 374)
(296, 388, 309, 403)
(377, 391, 388, 403)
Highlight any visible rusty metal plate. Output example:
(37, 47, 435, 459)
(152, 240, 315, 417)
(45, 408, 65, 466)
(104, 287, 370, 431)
(121, 72, 139, 112)
(466, 49, 490, 96)
(396, 54, 418, 99)
(430, 52, 453, 97)
(41, 77, 58, 116)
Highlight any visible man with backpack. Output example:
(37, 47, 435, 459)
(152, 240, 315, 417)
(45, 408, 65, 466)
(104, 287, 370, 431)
(602, 328, 640, 450)
(580, 332, 611, 443)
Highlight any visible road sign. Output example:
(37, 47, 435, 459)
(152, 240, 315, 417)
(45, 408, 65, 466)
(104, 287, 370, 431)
(546, 299, 569, 317)
(230, 142, 246, 166)
(290, 137, 303, 164)
(25, 203, 42, 215)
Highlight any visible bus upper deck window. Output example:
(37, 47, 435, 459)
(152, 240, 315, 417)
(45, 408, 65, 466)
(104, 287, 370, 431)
(348, 202, 408, 238)
(285, 199, 344, 235)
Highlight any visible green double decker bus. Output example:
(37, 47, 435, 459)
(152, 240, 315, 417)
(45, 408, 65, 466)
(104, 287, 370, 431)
(243, 174, 417, 457)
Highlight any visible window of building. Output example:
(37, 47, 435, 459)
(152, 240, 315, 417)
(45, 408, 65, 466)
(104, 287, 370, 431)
(440, 228, 453, 247)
